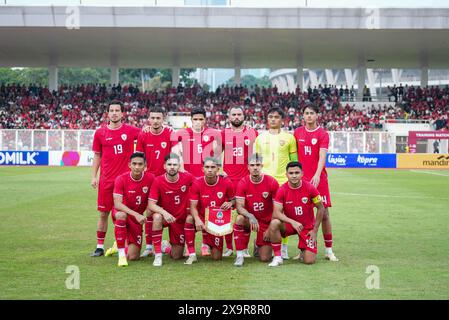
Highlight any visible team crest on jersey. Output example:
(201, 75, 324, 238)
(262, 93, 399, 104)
(311, 138, 317, 145)
(121, 134, 127, 141)
(181, 185, 186, 192)
(217, 192, 223, 199)
(161, 142, 167, 148)
(302, 197, 308, 204)
(217, 211, 224, 219)
(203, 135, 210, 142)
(244, 139, 250, 146)
(142, 187, 148, 194)
(279, 140, 285, 146)
(262, 192, 269, 199)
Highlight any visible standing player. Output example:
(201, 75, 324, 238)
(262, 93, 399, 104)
(184, 157, 235, 264)
(91, 101, 141, 257)
(254, 106, 298, 259)
(268, 161, 324, 267)
(233, 154, 279, 266)
(148, 154, 195, 267)
(112, 152, 155, 267)
(136, 106, 177, 258)
(294, 105, 338, 261)
(174, 108, 222, 256)
(221, 105, 258, 257)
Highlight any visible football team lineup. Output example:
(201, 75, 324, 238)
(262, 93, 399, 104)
(89, 102, 339, 268)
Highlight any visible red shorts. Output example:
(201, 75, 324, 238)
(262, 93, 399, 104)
(282, 223, 317, 254)
(255, 223, 271, 248)
(199, 216, 224, 251)
(162, 219, 186, 247)
(317, 177, 332, 208)
(97, 179, 114, 213)
(111, 209, 144, 248)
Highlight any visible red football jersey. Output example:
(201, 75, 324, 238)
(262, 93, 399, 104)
(235, 174, 279, 226)
(136, 127, 176, 176)
(173, 127, 221, 177)
(148, 171, 195, 220)
(294, 126, 329, 181)
(92, 124, 141, 183)
(189, 176, 235, 219)
(221, 126, 258, 183)
(113, 171, 155, 217)
(273, 180, 321, 229)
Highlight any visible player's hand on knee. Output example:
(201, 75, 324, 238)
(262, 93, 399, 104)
(292, 221, 303, 234)
(136, 215, 146, 225)
(162, 211, 176, 224)
(263, 230, 270, 242)
(194, 218, 205, 231)
(307, 229, 317, 243)
(249, 215, 259, 232)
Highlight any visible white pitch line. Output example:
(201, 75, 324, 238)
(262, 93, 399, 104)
(333, 192, 449, 200)
(409, 170, 449, 177)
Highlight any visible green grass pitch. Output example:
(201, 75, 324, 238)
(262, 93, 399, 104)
(0, 167, 448, 299)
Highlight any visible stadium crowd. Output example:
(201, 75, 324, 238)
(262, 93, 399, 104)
(0, 82, 448, 131)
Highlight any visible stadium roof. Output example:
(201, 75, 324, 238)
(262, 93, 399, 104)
(1, 6, 449, 69)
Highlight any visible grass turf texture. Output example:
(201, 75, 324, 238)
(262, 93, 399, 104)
(0, 167, 448, 299)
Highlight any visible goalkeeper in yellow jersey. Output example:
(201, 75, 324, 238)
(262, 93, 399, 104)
(255, 106, 298, 259)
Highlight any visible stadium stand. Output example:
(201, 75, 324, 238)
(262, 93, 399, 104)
(0, 83, 448, 131)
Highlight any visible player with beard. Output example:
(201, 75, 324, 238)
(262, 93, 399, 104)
(220, 106, 258, 258)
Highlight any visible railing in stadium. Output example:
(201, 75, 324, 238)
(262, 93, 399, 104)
(0, 129, 395, 154)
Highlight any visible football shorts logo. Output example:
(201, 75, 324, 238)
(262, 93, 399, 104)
(311, 138, 317, 145)
(279, 140, 285, 146)
(262, 192, 269, 199)
(121, 134, 127, 141)
(244, 139, 250, 146)
(181, 185, 186, 192)
(203, 135, 210, 142)
(217, 192, 223, 199)
(217, 211, 223, 219)
(302, 197, 308, 204)
(161, 142, 167, 148)
(142, 187, 148, 194)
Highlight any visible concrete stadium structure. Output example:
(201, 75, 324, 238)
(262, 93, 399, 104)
(1, 4, 449, 97)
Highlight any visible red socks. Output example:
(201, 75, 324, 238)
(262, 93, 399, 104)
(271, 242, 281, 257)
(97, 231, 106, 246)
(233, 224, 246, 251)
(145, 219, 153, 247)
(225, 233, 234, 250)
(324, 234, 333, 248)
(114, 220, 126, 249)
(184, 222, 196, 254)
(152, 229, 163, 254)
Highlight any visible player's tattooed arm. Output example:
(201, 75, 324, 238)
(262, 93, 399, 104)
(190, 201, 205, 231)
(236, 198, 259, 232)
(273, 202, 303, 234)
(113, 195, 146, 225)
(148, 200, 176, 223)
(91, 153, 101, 188)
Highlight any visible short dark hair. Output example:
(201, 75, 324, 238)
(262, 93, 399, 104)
(267, 106, 284, 119)
(130, 152, 146, 163)
(203, 156, 221, 167)
(108, 100, 124, 113)
(286, 161, 302, 171)
(149, 105, 166, 115)
(303, 104, 319, 114)
(248, 153, 263, 164)
(164, 153, 180, 163)
(229, 105, 245, 114)
(191, 107, 206, 118)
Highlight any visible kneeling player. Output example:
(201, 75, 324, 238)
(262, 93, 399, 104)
(184, 157, 235, 264)
(112, 152, 155, 267)
(233, 154, 279, 266)
(148, 153, 195, 267)
(268, 161, 324, 267)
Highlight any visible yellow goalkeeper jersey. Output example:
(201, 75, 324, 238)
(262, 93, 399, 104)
(255, 130, 297, 184)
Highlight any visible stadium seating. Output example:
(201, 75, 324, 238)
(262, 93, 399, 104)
(0, 83, 448, 131)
